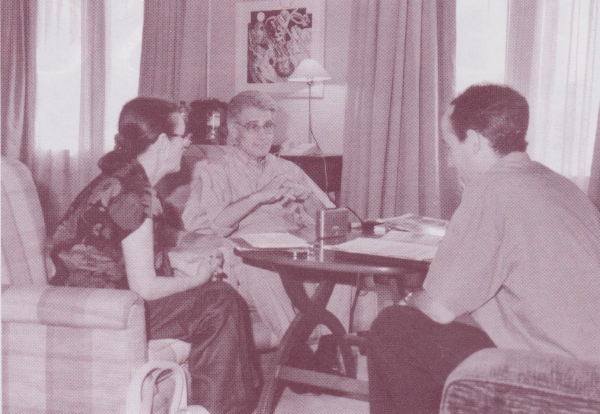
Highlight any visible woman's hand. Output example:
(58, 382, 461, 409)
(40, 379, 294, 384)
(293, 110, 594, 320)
(171, 248, 226, 289)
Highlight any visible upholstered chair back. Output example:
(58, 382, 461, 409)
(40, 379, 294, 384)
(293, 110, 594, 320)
(1, 157, 52, 286)
(2, 157, 149, 413)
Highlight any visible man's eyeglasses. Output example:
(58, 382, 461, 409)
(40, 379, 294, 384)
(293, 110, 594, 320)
(236, 121, 276, 135)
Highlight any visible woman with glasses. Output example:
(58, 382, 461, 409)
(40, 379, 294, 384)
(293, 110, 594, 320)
(50, 97, 261, 414)
(181, 91, 353, 351)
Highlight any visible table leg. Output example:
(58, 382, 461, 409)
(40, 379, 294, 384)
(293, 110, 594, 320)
(255, 268, 361, 414)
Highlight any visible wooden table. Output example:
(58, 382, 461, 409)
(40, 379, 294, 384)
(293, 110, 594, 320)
(235, 241, 430, 414)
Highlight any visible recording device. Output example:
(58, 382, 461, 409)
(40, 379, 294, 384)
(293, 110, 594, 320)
(316, 208, 349, 239)
(345, 206, 379, 235)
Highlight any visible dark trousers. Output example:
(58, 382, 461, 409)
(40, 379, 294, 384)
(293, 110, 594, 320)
(145, 281, 262, 414)
(367, 305, 495, 414)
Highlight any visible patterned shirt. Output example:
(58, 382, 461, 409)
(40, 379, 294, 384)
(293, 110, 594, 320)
(423, 152, 600, 360)
(50, 161, 174, 289)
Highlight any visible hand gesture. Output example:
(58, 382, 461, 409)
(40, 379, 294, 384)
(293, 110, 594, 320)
(281, 181, 312, 203)
(172, 248, 225, 287)
(255, 174, 311, 205)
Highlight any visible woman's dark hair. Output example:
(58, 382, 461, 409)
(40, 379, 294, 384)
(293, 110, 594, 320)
(98, 97, 179, 173)
(450, 84, 529, 155)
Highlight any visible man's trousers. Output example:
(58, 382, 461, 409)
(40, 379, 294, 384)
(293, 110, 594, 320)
(368, 305, 495, 414)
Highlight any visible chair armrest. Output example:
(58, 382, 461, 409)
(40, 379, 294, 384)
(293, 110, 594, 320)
(440, 348, 600, 414)
(2, 284, 143, 329)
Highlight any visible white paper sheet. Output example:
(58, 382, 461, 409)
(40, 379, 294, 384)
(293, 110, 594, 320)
(238, 232, 311, 249)
(323, 237, 438, 261)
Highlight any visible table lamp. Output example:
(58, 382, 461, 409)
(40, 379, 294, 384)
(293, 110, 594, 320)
(287, 58, 331, 152)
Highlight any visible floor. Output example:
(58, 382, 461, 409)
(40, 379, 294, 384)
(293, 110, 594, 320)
(260, 350, 370, 414)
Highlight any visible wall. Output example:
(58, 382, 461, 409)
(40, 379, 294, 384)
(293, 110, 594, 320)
(206, 0, 352, 154)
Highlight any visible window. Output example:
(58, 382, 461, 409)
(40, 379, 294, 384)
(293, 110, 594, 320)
(456, 0, 600, 188)
(456, 0, 508, 93)
(36, 0, 143, 153)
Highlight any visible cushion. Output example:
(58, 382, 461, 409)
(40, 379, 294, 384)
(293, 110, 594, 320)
(1, 157, 51, 286)
(441, 348, 600, 414)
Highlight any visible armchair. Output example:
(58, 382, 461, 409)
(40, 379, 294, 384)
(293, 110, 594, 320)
(2, 155, 275, 414)
(2, 157, 148, 413)
(440, 348, 600, 413)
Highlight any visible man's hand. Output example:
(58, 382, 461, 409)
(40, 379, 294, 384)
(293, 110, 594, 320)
(281, 181, 312, 203)
(402, 289, 456, 324)
(257, 174, 312, 205)
(254, 174, 312, 206)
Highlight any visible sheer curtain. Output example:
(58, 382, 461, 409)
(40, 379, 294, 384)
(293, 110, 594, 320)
(1, 0, 37, 164)
(340, 0, 457, 220)
(505, 0, 600, 191)
(33, 0, 142, 232)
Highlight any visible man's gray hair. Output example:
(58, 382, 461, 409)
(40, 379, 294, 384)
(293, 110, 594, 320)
(227, 90, 278, 122)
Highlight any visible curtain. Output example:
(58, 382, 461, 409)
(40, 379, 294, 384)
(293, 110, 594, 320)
(505, 0, 600, 191)
(1, 0, 37, 164)
(340, 0, 457, 221)
(589, 107, 600, 210)
(139, 0, 209, 101)
(31, 0, 108, 232)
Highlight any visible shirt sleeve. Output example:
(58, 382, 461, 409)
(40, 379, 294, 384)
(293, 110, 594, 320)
(422, 184, 507, 318)
(181, 160, 237, 237)
(275, 158, 335, 209)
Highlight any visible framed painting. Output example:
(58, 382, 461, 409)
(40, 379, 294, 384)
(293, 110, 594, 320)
(235, 0, 326, 98)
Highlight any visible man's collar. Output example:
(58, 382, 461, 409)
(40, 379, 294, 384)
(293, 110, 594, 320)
(232, 146, 269, 168)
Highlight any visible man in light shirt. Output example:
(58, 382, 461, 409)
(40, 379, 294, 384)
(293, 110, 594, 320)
(182, 90, 351, 348)
(367, 84, 600, 414)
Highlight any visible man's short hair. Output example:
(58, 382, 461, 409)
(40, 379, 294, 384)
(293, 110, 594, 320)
(450, 84, 529, 155)
(227, 90, 278, 122)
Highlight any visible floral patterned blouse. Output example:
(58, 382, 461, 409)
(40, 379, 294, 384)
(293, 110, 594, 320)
(50, 161, 175, 289)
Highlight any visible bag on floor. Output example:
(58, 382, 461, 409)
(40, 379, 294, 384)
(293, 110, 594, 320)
(126, 360, 210, 414)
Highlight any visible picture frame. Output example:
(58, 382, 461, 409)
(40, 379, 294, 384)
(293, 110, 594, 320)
(235, 0, 326, 98)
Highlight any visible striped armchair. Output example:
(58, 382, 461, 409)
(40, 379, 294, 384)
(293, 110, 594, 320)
(1, 157, 188, 413)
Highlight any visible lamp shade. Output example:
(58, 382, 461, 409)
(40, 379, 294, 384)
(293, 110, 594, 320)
(287, 58, 331, 82)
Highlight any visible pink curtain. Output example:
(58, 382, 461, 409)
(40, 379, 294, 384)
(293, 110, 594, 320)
(139, 0, 209, 101)
(1, 0, 37, 164)
(340, 0, 457, 221)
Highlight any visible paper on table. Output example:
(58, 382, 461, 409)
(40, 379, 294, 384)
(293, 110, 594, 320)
(323, 237, 438, 261)
(381, 230, 443, 246)
(381, 213, 448, 237)
(237, 232, 311, 249)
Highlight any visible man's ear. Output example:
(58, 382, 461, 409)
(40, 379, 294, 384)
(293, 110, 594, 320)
(465, 129, 482, 154)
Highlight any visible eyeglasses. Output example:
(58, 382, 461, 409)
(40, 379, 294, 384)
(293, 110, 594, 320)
(235, 121, 276, 135)
(170, 133, 192, 147)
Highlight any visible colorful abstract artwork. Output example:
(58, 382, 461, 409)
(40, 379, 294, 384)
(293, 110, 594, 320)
(236, 0, 325, 97)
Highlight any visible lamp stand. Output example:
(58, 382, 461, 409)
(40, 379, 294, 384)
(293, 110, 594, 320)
(306, 80, 323, 153)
